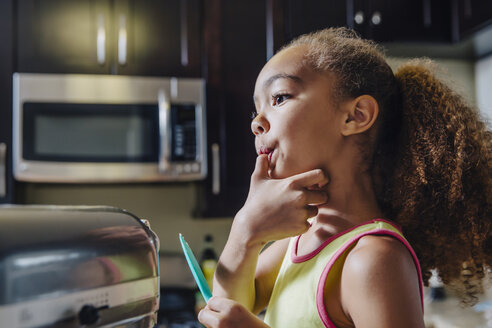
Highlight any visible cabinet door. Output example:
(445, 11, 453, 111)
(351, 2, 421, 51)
(355, 0, 452, 42)
(457, 0, 492, 39)
(0, 0, 14, 203)
(17, 0, 113, 74)
(114, 0, 202, 77)
(284, 0, 348, 41)
(196, 0, 267, 217)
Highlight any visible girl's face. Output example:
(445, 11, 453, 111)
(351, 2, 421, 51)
(252, 45, 346, 179)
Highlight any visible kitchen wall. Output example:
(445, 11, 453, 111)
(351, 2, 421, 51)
(387, 56, 476, 106)
(476, 54, 492, 128)
(17, 182, 233, 255)
(17, 54, 479, 257)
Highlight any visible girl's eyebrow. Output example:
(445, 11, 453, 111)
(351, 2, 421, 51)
(263, 73, 303, 89)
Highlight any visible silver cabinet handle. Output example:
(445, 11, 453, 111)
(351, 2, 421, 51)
(97, 13, 106, 65)
(371, 11, 382, 25)
(211, 143, 220, 195)
(354, 11, 365, 25)
(423, 0, 432, 27)
(118, 14, 128, 65)
(0, 143, 6, 198)
(158, 90, 171, 173)
(180, 0, 189, 66)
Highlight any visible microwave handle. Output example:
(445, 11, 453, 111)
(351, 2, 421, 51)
(97, 13, 106, 65)
(118, 14, 128, 65)
(158, 90, 171, 173)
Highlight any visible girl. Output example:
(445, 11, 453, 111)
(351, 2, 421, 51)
(198, 27, 491, 328)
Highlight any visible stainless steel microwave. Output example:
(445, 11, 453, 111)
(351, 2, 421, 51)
(13, 73, 206, 183)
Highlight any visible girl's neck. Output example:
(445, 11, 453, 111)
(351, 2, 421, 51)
(312, 168, 383, 240)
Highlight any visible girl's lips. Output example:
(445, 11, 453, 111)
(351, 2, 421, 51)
(258, 147, 275, 165)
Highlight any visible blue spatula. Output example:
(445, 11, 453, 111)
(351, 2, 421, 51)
(179, 233, 213, 303)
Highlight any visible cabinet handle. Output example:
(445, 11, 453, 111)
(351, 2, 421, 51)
(118, 14, 128, 65)
(0, 143, 6, 198)
(354, 11, 365, 25)
(180, 0, 189, 66)
(371, 11, 382, 25)
(423, 0, 432, 27)
(158, 89, 171, 173)
(211, 143, 220, 195)
(97, 14, 106, 65)
(464, 0, 472, 18)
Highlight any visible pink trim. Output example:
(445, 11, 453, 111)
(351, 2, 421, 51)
(315, 229, 424, 328)
(291, 218, 401, 263)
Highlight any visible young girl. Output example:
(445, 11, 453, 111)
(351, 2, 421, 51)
(198, 27, 491, 328)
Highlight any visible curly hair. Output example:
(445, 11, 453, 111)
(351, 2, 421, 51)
(286, 27, 492, 304)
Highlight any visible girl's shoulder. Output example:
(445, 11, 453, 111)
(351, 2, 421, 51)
(337, 235, 424, 326)
(343, 234, 417, 284)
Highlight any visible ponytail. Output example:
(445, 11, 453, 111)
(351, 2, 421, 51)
(382, 60, 492, 304)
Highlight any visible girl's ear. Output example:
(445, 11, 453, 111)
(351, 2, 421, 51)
(341, 95, 379, 136)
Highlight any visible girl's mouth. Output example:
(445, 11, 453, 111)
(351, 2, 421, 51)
(258, 147, 274, 162)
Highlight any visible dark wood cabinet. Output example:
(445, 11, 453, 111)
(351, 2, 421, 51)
(456, 0, 492, 39)
(16, 0, 202, 77)
(195, 0, 268, 217)
(0, 0, 14, 203)
(285, 0, 348, 40)
(354, 0, 452, 42)
(284, 0, 453, 43)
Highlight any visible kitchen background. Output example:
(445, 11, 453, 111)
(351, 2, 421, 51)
(0, 0, 491, 327)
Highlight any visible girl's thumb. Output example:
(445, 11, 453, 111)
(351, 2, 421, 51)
(252, 154, 269, 181)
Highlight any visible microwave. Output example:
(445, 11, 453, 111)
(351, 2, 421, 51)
(13, 73, 206, 183)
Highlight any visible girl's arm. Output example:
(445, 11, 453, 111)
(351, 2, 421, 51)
(213, 236, 289, 314)
(340, 236, 425, 328)
(213, 155, 328, 312)
(198, 296, 271, 328)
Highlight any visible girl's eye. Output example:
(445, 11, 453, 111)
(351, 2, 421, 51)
(272, 94, 290, 106)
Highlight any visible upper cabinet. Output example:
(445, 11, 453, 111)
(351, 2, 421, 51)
(456, 0, 492, 39)
(285, 0, 453, 43)
(16, 0, 202, 77)
(195, 0, 268, 217)
(0, 0, 14, 204)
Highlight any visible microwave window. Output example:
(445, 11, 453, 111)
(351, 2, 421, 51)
(22, 103, 159, 162)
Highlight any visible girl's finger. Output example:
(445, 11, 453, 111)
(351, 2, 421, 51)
(303, 189, 329, 205)
(207, 296, 234, 312)
(251, 154, 270, 182)
(198, 307, 221, 328)
(292, 169, 329, 188)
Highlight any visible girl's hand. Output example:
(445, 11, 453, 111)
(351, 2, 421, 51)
(233, 154, 329, 247)
(198, 297, 270, 328)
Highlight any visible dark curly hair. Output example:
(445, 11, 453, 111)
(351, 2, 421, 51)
(286, 27, 492, 304)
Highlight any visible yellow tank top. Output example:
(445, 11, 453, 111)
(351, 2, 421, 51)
(263, 219, 423, 328)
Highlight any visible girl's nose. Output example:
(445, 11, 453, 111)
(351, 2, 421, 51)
(251, 114, 270, 135)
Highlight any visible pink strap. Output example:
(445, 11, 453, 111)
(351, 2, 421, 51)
(316, 229, 424, 328)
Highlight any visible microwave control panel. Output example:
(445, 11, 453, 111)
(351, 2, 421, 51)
(171, 104, 197, 162)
